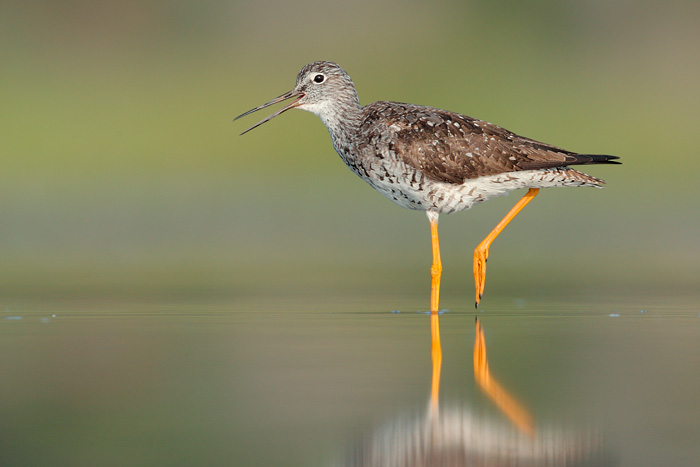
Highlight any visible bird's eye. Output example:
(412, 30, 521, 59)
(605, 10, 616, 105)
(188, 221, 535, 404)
(313, 74, 325, 83)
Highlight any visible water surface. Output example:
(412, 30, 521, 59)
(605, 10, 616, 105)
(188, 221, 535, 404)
(2, 293, 698, 466)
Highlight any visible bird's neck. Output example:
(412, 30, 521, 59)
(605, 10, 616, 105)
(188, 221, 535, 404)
(318, 102, 362, 139)
(315, 99, 363, 151)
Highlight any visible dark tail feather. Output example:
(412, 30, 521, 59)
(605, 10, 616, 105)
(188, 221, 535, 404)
(570, 154, 621, 165)
(519, 154, 620, 170)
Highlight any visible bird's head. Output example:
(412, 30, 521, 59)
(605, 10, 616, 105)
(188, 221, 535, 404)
(235, 61, 359, 135)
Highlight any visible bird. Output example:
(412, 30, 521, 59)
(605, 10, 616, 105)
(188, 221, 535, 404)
(234, 61, 619, 312)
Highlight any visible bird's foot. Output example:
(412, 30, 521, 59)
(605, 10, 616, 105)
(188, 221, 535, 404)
(473, 246, 488, 307)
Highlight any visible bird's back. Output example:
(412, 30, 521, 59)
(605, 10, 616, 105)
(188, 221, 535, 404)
(356, 101, 617, 186)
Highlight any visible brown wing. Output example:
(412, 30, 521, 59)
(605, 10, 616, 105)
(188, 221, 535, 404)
(362, 101, 615, 184)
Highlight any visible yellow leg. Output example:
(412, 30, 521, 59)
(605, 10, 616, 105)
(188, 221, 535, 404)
(474, 188, 539, 306)
(429, 218, 442, 314)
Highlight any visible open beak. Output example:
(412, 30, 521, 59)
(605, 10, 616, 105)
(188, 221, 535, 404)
(234, 89, 304, 135)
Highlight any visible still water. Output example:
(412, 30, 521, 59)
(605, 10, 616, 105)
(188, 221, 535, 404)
(2, 294, 699, 466)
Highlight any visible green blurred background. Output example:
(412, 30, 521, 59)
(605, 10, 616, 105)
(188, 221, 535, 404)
(2, 0, 699, 310)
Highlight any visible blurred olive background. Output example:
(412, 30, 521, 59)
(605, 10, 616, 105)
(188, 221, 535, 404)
(2, 0, 699, 310)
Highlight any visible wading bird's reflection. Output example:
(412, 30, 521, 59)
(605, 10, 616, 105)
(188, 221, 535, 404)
(344, 314, 609, 466)
(473, 317, 534, 436)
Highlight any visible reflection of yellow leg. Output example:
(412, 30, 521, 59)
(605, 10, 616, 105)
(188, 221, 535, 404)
(474, 188, 539, 306)
(474, 318, 534, 435)
(430, 218, 442, 314)
(430, 312, 442, 414)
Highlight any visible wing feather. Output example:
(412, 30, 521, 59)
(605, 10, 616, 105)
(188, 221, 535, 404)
(360, 102, 617, 184)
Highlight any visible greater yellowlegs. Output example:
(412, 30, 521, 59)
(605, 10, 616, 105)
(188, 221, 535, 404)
(235, 61, 619, 311)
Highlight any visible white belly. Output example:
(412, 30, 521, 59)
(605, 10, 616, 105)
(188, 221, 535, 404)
(363, 168, 601, 215)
